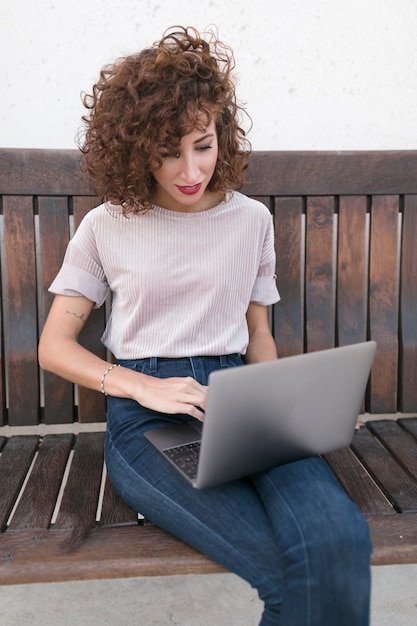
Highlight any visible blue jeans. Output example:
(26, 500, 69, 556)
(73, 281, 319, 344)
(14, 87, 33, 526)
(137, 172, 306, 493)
(105, 355, 371, 625)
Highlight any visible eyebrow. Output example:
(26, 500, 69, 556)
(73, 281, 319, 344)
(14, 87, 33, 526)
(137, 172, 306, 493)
(193, 133, 215, 145)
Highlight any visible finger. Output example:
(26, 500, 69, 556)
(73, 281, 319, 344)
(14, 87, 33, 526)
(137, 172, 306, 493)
(187, 405, 205, 422)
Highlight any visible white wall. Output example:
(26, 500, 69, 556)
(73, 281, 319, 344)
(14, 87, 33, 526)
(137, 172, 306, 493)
(1, 0, 416, 150)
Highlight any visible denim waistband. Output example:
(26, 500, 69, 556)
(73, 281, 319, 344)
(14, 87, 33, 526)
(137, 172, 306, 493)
(117, 354, 241, 375)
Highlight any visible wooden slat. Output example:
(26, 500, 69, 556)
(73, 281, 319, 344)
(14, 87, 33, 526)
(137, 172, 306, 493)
(399, 417, 417, 439)
(100, 475, 139, 527)
(323, 444, 392, 514)
(0, 149, 94, 196)
(336, 196, 368, 411)
(8, 434, 73, 530)
(0, 436, 39, 529)
(243, 151, 417, 196)
(4, 512, 417, 584)
(38, 196, 74, 424)
(352, 425, 417, 513)
(367, 420, 417, 481)
(305, 196, 335, 352)
(3, 149, 417, 198)
(0, 525, 225, 585)
(54, 432, 105, 549)
(367, 513, 417, 565)
(0, 377, 4, 428)
(368, 196, 399, 412)
(3, 197, 39, 425)
(273, 197, 304, 357)
(0, 257, 5, 425)
(337, 196, 368, 346)
(399, 195, 417, 412)
(73, 196, 107, 423)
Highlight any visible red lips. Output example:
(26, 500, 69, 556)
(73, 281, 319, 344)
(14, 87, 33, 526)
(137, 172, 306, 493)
(176, 183, 202, 195)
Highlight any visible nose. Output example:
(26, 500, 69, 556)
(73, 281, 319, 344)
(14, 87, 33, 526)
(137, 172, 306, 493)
(179, 154, 199, 182)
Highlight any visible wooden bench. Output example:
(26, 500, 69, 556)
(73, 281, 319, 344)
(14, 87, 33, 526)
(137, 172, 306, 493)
(1, 148, 417, 585)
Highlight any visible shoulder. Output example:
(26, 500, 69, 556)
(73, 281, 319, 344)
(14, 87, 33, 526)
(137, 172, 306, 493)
(82, 202, 124, 222)
(225, 191, 273, 223)
(75, 202, 127, 234)
(227, 191, 270, 213)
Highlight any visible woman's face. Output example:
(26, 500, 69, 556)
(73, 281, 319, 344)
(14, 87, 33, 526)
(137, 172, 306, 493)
(151, 119, 219, 212)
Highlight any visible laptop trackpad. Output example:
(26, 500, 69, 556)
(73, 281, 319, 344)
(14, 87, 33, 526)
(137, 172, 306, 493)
(144, 421, 202, 452)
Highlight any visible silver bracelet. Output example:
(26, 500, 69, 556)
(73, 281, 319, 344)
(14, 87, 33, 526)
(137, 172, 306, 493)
(101, 364, 120, 396)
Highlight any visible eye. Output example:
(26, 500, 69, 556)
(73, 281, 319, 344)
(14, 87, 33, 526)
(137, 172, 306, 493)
(197, 144, 212, 152)
(160, 151, 180, 159)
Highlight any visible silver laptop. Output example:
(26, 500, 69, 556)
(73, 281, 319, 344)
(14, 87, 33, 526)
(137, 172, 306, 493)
(144, 341, 376, 489)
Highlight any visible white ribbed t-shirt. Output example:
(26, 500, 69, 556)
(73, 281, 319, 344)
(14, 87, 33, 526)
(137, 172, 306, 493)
(49, 191, 280, 359)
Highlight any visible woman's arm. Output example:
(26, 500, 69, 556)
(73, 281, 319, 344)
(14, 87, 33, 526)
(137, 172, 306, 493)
(244, 302, 278, 364)
(38, 295, 207, 420)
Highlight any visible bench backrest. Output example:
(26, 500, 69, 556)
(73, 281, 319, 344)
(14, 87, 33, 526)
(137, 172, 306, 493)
(1, 148, 417, 426)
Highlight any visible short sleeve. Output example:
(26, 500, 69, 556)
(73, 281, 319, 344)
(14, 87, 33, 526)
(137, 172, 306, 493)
(48, 212, 109, 308)
(251, 275, 280, 305)
(250, 214, 280, 306)
(49, 260, 109, 307)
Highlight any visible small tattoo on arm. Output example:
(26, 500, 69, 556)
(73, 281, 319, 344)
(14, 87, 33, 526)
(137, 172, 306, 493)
(65, 310, 87, 323)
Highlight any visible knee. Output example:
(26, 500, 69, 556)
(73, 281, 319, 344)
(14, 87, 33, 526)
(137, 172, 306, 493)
(313, 497, 372, 573)
(335, 498, 371, 550)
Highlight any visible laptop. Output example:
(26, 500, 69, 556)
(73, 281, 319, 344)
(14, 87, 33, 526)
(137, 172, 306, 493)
(144, 341, 376, 489)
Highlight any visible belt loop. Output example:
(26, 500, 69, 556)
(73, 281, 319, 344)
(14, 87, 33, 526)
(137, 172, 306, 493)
(149, 357, 158, 374)
(219, 355, 227, 367)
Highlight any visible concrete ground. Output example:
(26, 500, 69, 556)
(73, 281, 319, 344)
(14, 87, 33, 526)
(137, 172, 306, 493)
(1, 565, 416, 625)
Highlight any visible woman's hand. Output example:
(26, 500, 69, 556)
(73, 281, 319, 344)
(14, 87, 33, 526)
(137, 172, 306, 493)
(132, 375, 208, 421)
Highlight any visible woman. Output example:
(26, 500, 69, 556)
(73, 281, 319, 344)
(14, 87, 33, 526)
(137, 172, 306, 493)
(39, 26, 371, 625)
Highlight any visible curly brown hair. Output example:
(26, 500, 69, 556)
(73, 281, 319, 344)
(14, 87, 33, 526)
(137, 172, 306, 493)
(79, 26, 252, 214)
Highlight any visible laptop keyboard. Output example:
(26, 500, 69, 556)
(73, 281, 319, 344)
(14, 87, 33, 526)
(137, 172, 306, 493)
(163, 441, 201, 480)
